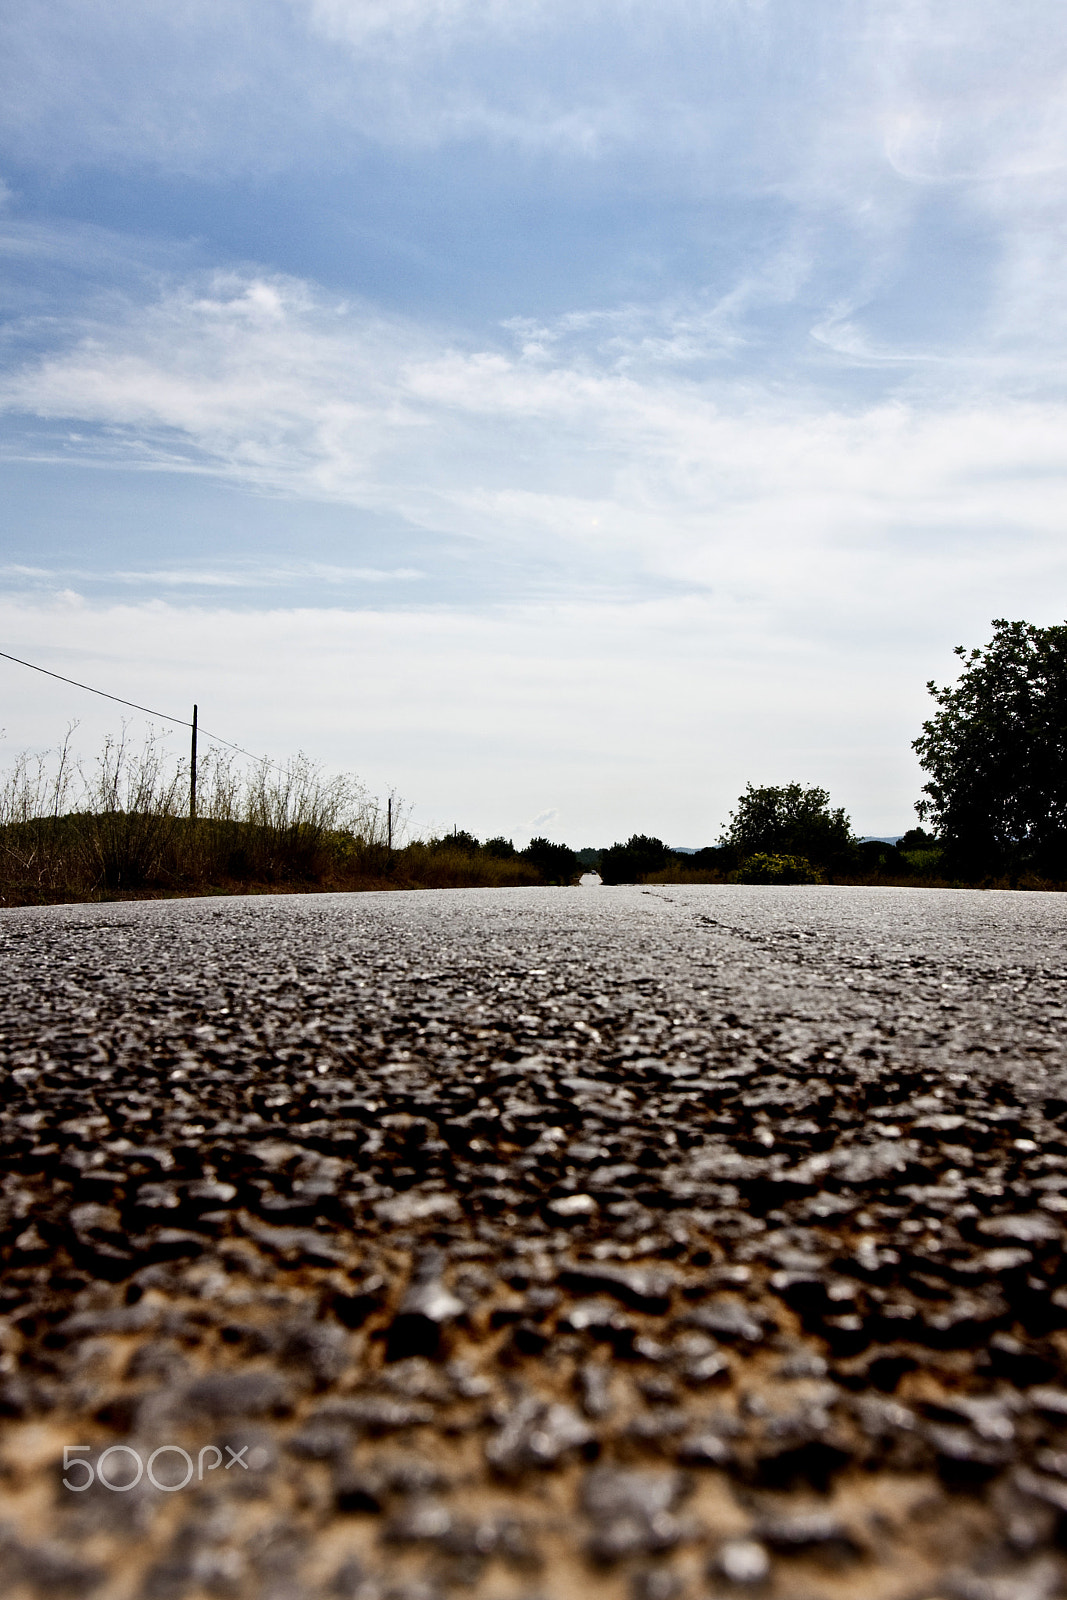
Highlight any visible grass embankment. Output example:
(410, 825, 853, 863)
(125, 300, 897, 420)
(0, 820, 543, 906)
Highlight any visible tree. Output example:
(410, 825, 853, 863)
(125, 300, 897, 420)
(854, 839, 906, 876)
(483, 836, 516, 858)
(599, 834, 673, 884)
(522, 836, 579, 884)
(430, 828, 479, 855)
(913, 619, 1067, 878)
(720, 783, 854, 869)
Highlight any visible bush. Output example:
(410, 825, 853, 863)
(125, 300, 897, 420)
(391, 842, 539, 889)
(731, 852, 822, 885)
(899, 847, 943, 876)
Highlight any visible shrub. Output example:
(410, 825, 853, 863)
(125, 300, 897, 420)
(899, 847, 943, 876)
(731, 852, 822, 885)
(393, 842, 539, 889)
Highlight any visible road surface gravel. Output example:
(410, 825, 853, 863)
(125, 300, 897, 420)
(1, 883, 1067, 1600)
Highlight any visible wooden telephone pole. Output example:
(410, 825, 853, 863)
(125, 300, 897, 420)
(189, 704, 198, 821)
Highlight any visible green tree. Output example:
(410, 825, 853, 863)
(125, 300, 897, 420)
(720, 783, 854, 869)
(522, 836, 579, 884)
(599, 834, 673, 884)
(429, 828, 479, 855)
(913, 619, 1067, 878)
(483, 836, 516, 858)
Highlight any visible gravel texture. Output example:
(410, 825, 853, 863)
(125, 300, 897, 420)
(1, 882, 1067, 1600)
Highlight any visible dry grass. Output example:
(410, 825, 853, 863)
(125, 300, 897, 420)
(0, 732, 541, 906)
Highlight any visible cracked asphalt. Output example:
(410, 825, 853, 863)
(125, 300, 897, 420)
(1, 882, 1067, 1600)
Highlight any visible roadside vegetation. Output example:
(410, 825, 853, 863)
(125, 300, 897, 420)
(0, 730, 546, 906)
(4, 617, 1065, 905)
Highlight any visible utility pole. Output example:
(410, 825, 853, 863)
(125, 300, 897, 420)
(189, 704, 198, 822)
(387, 796, 393, 851)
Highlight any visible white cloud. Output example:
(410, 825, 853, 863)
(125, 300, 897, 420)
(874, 0, 1067, 185)
(0, 0, 696, 166)
(3, 262, 1067, 614)
(0, 0, 1060, 180)
(0, 251, 1063, 713)
(0, 563, 424, 589)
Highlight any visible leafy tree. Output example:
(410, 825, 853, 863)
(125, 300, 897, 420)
(720, 783, 854, 869)
(483, 836, 516, 858)
(599, 834, 672, 884)
(689, 845, 730, 873)
(430, 828, 479, 855)
(913, 619, 1067, 877)
(522, 836, 579, 884)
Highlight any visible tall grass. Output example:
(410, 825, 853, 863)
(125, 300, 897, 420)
(181, 746, 380, 887)
(80, 728, 188, 889)
(0, 730, 374, 902)
(0, 726, 83, 899)
(0, 731, 539, 905)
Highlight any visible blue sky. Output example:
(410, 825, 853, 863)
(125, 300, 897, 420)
(2, 0, 1066, 843)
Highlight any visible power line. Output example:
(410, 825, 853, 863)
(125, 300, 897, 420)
(0, 647, 289, 774)
(1, 648, 192, 725)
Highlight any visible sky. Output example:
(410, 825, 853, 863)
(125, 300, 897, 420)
(2, 0, 1066, 846)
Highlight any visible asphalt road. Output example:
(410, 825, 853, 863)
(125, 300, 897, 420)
(2, 883, 1067, 1600)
